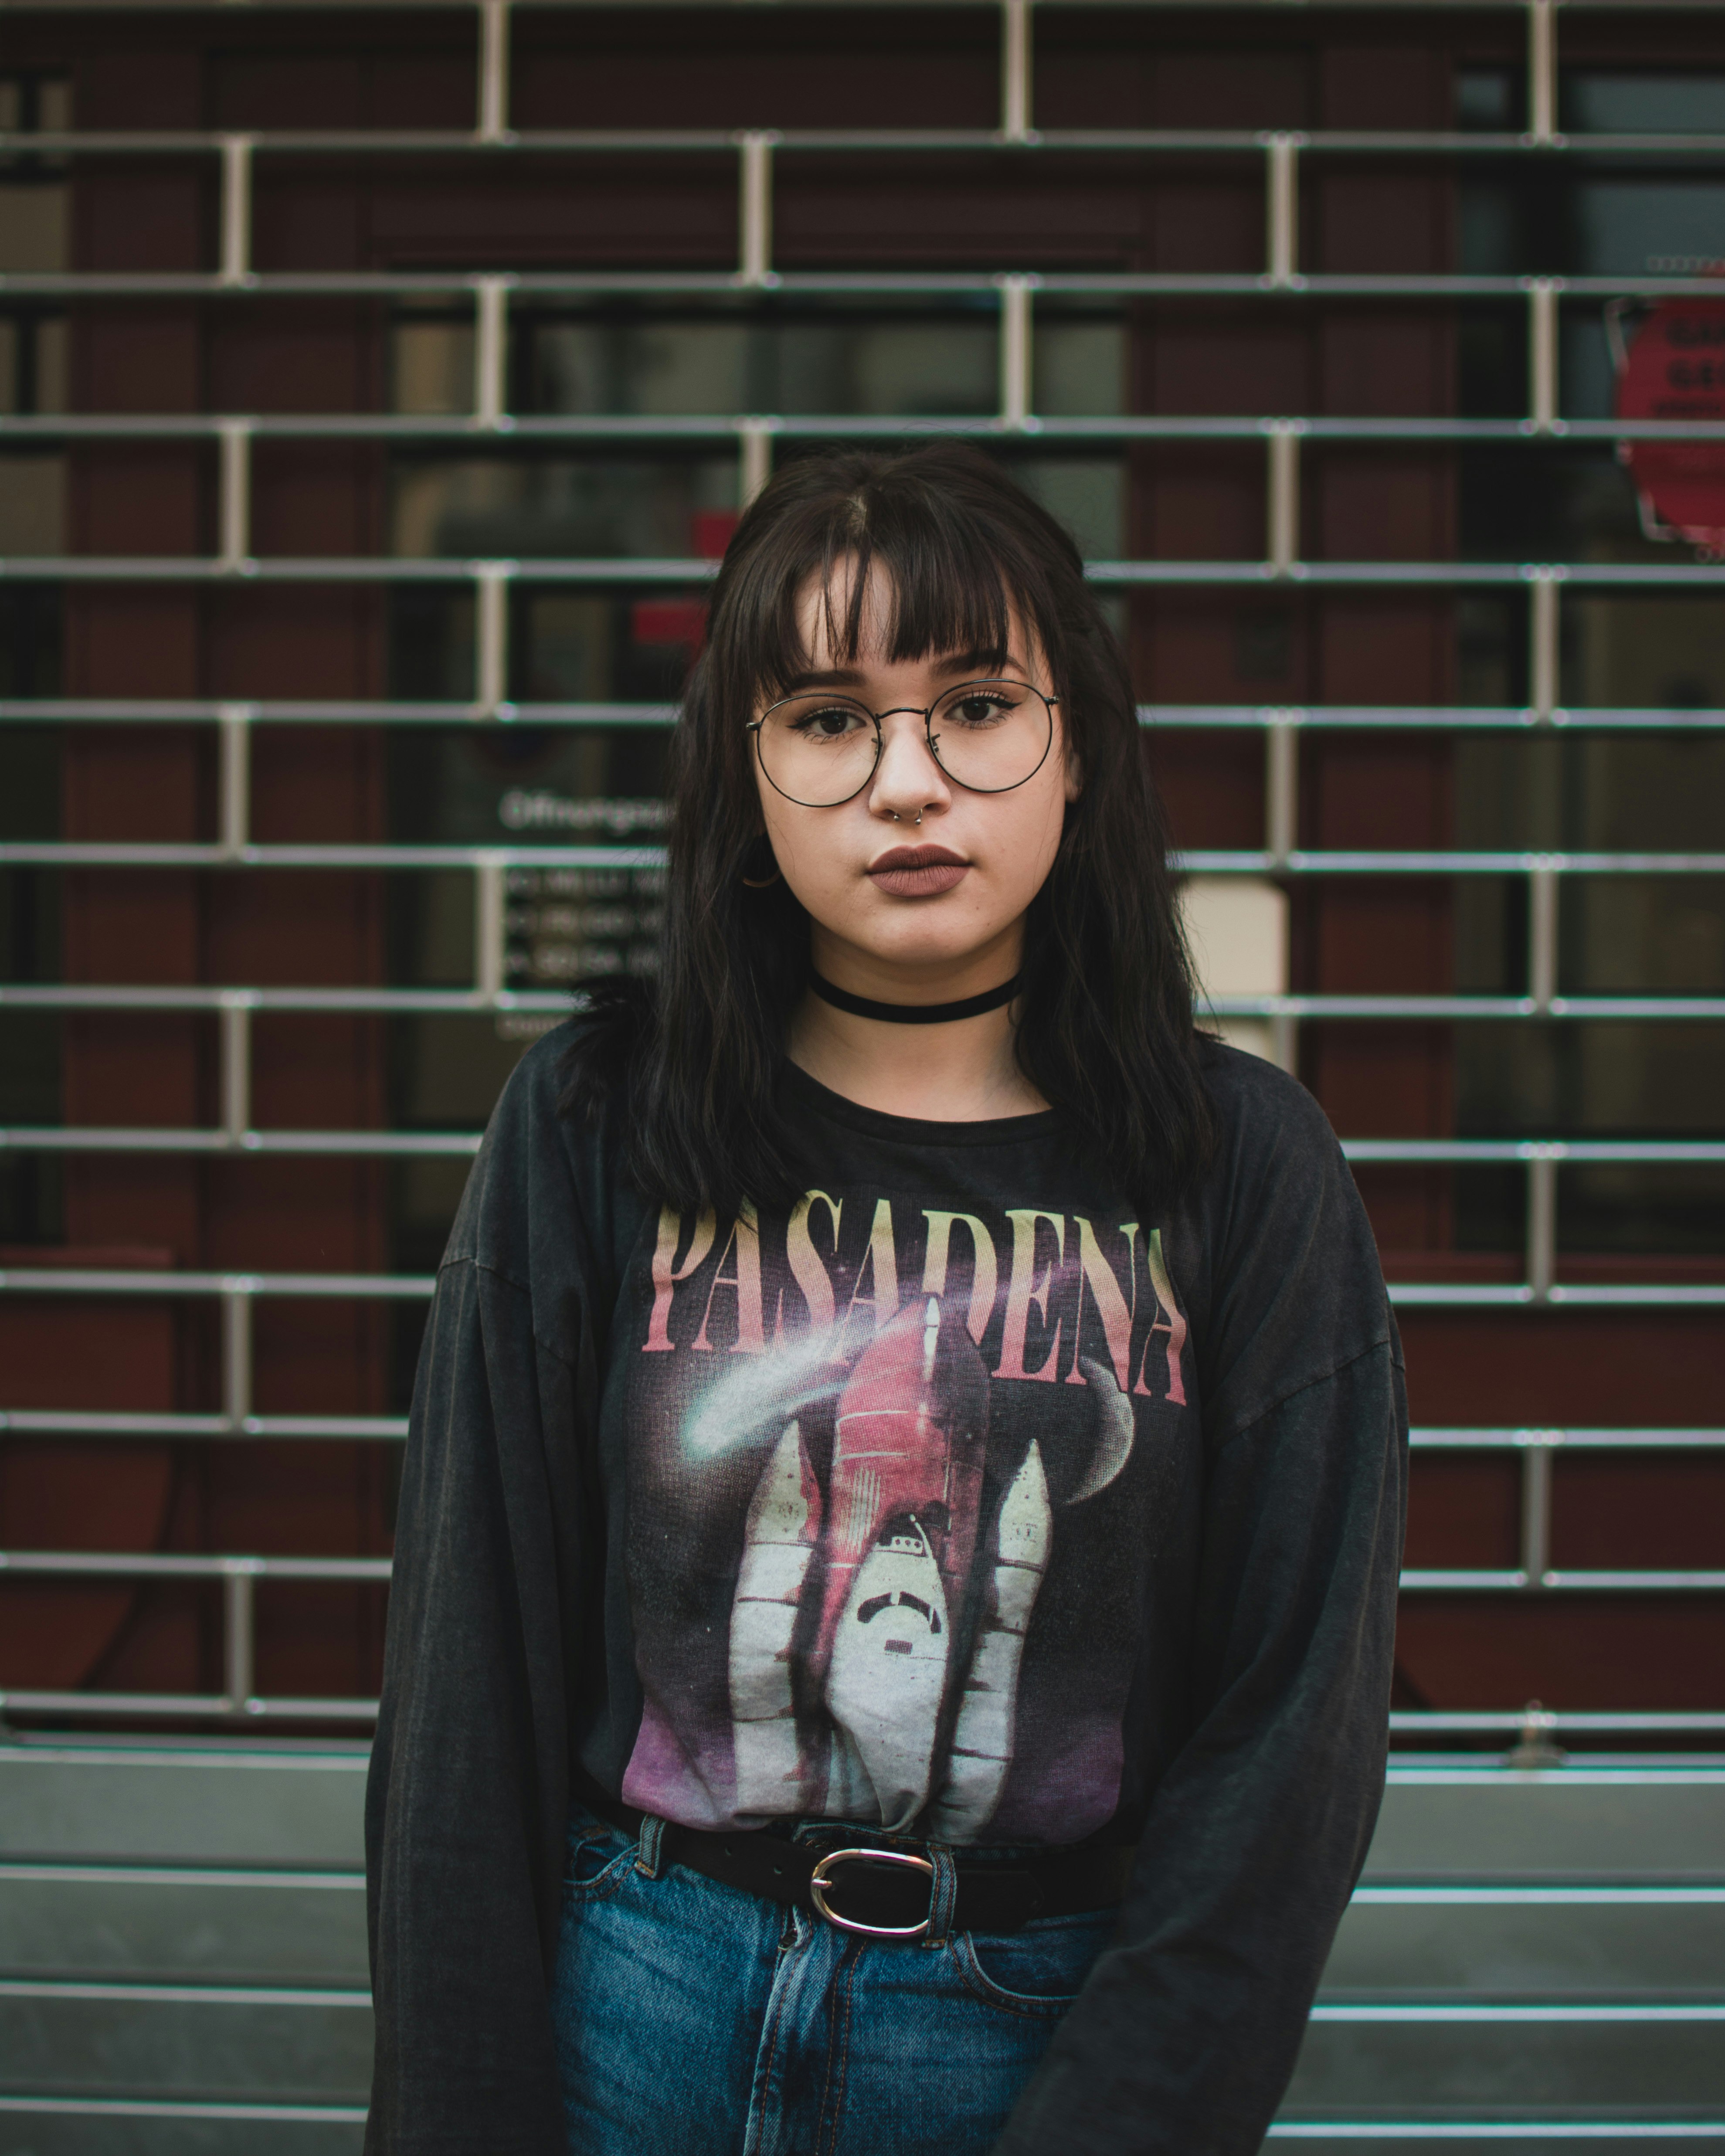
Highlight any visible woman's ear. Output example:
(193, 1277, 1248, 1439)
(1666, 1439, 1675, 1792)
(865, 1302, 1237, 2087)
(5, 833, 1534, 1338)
(1062, 727, 1083, 805)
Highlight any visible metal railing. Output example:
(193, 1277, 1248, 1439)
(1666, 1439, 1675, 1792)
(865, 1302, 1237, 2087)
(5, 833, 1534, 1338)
(6, 1411, 1724, 1726)
(2, 0, 1721, 1735)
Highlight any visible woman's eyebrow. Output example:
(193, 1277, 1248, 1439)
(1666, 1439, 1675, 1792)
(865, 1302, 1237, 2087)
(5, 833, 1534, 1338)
(779, 666, 867, 693)
(932, 650, 1029, 678)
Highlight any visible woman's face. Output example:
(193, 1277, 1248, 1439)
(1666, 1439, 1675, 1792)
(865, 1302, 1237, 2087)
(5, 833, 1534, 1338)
(750, 560, 1079, 991)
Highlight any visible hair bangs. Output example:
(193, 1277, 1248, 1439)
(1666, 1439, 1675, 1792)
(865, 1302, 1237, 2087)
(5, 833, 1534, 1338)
(733, 465, 1046, 710)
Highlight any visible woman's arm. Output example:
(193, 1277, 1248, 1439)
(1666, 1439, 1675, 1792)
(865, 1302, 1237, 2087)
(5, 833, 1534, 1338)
(993, 1334, 1408, 2156)
(365, 1033, 601, 2154)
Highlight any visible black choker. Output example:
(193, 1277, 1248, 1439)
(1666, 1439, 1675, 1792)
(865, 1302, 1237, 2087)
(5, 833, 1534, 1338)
(808, 971, 1022, 1025)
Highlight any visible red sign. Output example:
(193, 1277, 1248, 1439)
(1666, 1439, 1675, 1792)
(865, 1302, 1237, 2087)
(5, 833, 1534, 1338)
(1613, 295, 1725, 555)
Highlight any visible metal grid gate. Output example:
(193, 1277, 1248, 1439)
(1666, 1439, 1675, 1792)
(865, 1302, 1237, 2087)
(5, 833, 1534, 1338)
(0, 0, 1721, 1745)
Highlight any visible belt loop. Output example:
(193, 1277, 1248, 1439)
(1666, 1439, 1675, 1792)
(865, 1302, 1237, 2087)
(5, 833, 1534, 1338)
(635, 1813, 667, 1880)
(922, 1844, 958, 1949)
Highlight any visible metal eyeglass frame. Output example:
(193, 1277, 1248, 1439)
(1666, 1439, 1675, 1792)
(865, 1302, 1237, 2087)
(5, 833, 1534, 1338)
(745, 679, 1059, 809)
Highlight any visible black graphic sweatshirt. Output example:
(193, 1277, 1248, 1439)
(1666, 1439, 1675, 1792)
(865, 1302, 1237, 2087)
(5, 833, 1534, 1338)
(366, 1024, 1407, 2156)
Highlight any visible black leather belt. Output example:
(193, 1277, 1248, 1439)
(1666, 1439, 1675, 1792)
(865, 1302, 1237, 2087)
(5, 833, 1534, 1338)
(577, 1784, 1135, 1941)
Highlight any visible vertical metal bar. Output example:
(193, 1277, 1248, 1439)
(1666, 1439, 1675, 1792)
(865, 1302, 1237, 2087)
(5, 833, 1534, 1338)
(1525, 1147, 1559, 1305)
(1266, 421, 1301, 575)
(1528, 858, 1559, 1012)
(223, 1561, 259, 1715)
(1527, 0, 1558, 147)
(477, 0, 513, 144)
(217, 421, 252, 569)
(1528, 566, 1562, 721)
(475, 853, 506, 1004)
(998, 274, 1034, 432)
(737, 132, 778, 289)
(1519, 1433, 1555, 1582)
(217, 703, 251, 858)
(220, 996, 253, 1151)
(1265, 133, 1302, 289)
(474, 276, 511, 430)
(1266, 712, 1299, 1075)
(1000, 0, 1034, 144)
(222, 1283, 253, 1426)
(1265, 711, 1298, 866)
(1528, 277, 1560, 434)
(738, 419, 775, 510)
(474, 564, 512, 716)
(219, 135, 255, 288)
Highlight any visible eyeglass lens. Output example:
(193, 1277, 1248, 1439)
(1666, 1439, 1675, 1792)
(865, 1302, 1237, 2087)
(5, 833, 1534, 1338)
(754, 680, 1052, 808)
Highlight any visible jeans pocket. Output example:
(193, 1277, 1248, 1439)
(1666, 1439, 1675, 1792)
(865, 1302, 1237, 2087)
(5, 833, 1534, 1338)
(564, 1815, 637, 1903)
(950, 1908, 1117, 2020)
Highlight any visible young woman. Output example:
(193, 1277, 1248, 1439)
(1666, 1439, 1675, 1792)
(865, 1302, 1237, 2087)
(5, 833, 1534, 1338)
(366, 444, 1407, 2156)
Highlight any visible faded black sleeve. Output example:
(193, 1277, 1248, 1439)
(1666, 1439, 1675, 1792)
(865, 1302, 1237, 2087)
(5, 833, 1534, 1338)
(365, 1034, 603, 2156)
(993, 1051, 1409, 2155)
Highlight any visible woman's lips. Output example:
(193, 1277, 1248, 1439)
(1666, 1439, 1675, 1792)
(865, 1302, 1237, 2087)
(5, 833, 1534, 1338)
(866, 845, 970, 899)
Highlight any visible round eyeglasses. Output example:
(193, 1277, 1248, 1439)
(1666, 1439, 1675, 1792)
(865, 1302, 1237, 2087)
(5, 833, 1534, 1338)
(746, 679, 1057, 810)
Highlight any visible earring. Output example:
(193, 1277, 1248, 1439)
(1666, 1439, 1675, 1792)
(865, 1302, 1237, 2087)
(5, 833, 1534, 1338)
(740, 835, 781, 889)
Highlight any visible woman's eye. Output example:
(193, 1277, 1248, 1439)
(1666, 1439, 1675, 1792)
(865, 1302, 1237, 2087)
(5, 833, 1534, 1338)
(798, 706, 861, 739)
(950, 693, 1013, 725)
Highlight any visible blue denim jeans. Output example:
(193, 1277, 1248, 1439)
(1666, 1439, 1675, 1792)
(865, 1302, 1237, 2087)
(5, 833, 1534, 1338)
(548, 1804, 1117, 2156)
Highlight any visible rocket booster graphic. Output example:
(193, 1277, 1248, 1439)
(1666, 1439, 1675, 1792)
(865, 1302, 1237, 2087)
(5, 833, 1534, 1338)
(924, 1437, 1052, 1839)
(728, 1420, 822, 1816)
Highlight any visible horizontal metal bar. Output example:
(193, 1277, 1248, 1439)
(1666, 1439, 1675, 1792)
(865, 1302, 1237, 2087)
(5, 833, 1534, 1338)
(1348, 1885, 1725, 1902)
(6, 124, 1725, 161)
(1411, 1427, 1725, 1450)
(7, 1414, 1719, 1449)
(0, 2103, 372, 2130)
(0, 1267, 437, 1299)
(9, 1548, 1717, 1597)
(12, 268, 1725, 303)
(1400, 1568, 1725, 1592)
(1307, 2004, 1725, 2022)
(0, 0, 1698, 17)
(1389, 1283, 1725, 1308)
(0, 842, 666, 869)
(6, 1130, 1722, 1167)
(5, 842, 1722, 876)
(0, 1127, 485, 1157)
(7, 555, 1725, 592)
(2, 1268, 1722, 1311)
(5, 986, 1724, 1022)
(0, 554, 721, 584)
(5, 701, 1725, 736)
(1389, 1710, 1725, 1735)
(10, 413, 1725, 448)
(0, 1689, 380, 1723)
(1346, 1141, 1725, 1164)
(0, 985, 574, 1014)
(0, 1409, 407, 1439)
(0, 699, 688, 727)
(0, 1551, 390, 1582)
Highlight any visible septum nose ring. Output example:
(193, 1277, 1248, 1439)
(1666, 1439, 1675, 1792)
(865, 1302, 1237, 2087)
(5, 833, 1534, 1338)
(889, 810, 924, 825)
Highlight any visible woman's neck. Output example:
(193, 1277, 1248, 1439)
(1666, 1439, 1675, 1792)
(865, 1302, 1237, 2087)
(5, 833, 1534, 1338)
(787, 930, 1049, 1122)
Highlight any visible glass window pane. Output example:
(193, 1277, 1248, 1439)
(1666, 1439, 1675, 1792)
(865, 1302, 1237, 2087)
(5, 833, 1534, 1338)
(1564, 73, 1725, 135)
(388, 455, 739, 559)
(391, 316, 475, 416)
(1033, 315, 1125, 418)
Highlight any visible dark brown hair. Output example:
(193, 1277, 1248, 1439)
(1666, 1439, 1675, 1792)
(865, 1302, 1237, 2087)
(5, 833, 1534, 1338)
(562, 441, 1213, 1220)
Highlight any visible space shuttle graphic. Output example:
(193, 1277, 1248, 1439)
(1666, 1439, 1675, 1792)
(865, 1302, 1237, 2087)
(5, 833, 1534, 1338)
(726, 1291, 1125, 1835)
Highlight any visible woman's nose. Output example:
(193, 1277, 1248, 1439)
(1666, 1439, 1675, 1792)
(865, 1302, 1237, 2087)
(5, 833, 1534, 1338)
(870, 713, 950, 819)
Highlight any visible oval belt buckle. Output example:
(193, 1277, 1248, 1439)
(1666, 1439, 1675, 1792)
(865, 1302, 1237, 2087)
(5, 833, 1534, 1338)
(808, 1847, 936, 1939)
